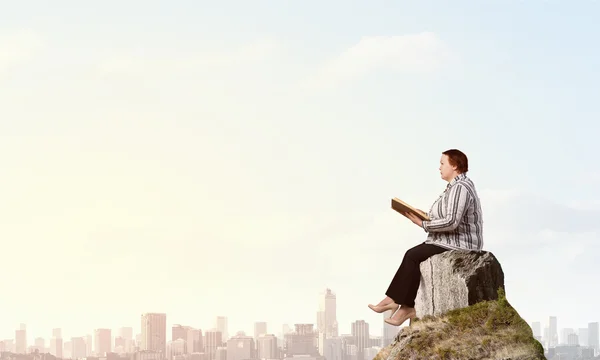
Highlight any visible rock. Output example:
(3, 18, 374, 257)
(374, 289, 546, 359)
(372, 250, 544, 358)
(415, 250, 505, 318)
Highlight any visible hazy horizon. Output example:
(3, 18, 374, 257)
(1, 0, 599, 343)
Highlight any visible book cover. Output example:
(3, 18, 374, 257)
(391, 197, 431, 221)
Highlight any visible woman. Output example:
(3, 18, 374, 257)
(368, 149, 484, 326)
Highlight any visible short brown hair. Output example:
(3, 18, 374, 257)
(442, 149, 468, 173)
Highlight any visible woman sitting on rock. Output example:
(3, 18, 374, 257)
(368, 148, 484, 326)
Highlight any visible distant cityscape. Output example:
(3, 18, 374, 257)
(531, 318, 598, 359)
(1, 289, 599, 360)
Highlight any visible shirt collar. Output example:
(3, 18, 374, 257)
(447, 172, 467, 188)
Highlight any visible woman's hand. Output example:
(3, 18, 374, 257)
(405, 212, 423, 227)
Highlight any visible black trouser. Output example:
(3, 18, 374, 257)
(385, 242, 449, 307)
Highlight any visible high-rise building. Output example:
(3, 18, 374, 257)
(317, 289, 338, 339)
(215, 347, 227, 360)
(589, 322, 599, 355)
(226, 334, 254, 360)
(63, 340, 72, 359)
(115, 336, 126, 353)
(50, 336, 63, 358)
(190, 329, 203, 353)
(141, 313, 167, 355)
(531, 322, 541, 339)
(578, 328, 589, 347)
(561, 328, 575, 345)
(119, 328, 133, 353)
(205, 330, 223, 360)
(216, 317, 228, 343)
(567, 333, 579, 346)
(351, 320, 369, 360)
(71, 337, 87, 359)
(284, 324, 319, 357)
(172, 324, 200, 354)
(15, 324, 27, 354)
(382, 309, 398, 347)
(85, 335, 92, 356)
(168, 339, 185, 358)
(1, 340, 14, 353)
(172, 325, 190, 342)
(548, 316, 558, 348)
(256, 334, 278, 359)
(254, 322, 267, 341)
(321, 337, 343, 360)
(95, 328, 112, 356)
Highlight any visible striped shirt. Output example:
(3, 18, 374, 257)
(422, 173, 484, 251)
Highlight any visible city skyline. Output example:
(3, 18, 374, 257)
(2, 289, 599, 352)
(1, 316, 598, 356)
(2, 1, 600, 353)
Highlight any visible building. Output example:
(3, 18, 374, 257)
(142, 313, 167, 355)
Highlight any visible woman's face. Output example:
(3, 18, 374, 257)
(439, 154, 457, 181)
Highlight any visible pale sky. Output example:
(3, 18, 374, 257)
(1, 0, 599, 343)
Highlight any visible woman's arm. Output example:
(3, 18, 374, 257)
(422, 183, 470, 232)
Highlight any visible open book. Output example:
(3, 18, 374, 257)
(391, 197, 431, 221)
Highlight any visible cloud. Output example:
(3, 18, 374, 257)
(0, 29, 42, 75)
(303, 32, 452, 89)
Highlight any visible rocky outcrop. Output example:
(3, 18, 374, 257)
(373, 250, 545, 359)
(374, 289, 546, 359)
(415, 250, 505, 318)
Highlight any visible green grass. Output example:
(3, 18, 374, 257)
(380, 288, 546, 359)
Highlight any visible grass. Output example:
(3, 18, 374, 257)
(380, 288, 546, 359)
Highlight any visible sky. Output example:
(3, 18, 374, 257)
(1, 0, 600, 343)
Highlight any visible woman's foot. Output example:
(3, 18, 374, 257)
(368, 301, 399, 313)
(372, 296, 393, 307)
(368, 296, 394, 312)
(384, 306, 416, 326)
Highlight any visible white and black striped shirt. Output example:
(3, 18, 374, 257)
(422, 173, 484, 251)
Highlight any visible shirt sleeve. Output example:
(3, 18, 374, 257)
(422, 183, 470, 232)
